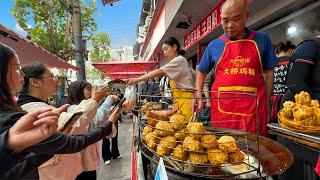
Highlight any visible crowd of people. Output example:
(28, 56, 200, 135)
(0, 43, 124, 179)
(1, 0, 320, 179)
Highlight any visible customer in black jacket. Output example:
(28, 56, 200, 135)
(281, 37, 320, 104)
(0, 107, 64, 176)
(0, 43, 120, 179)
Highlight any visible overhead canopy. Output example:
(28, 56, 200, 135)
(0, 24, 78, 70)
(92, 60, 158, 79)
(102, 72, 146, 79)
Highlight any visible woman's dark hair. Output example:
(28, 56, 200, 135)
(0, 43, 17, 108)
(67, 80, 91, 105)
(163, 36, 185, 56)
(278, 41, 296, 53)
(20, 63, 49, 95)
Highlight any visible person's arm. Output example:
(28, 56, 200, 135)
(24, 121, 112, 154)
(263, 68, 274, 102)
(24, 108, 121, 154)
(287, 63, 316, 97)
(196, 70, 207, 109)
(261, 34, 278, 101)
(92, 95, 119, 128)
(126, 69, 165, 85)
(195, 44, 214, 110)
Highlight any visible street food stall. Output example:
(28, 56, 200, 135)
(131, 92, 294, 179)
(268, 91, 320, 180)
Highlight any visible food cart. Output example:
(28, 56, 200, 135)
(268, 124, 320, 180)
(131, 93, 293, 179)
(269, 91, 320, 180)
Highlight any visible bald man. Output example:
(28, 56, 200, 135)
(196, 0, 277, 136)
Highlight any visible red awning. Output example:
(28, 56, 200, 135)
(92, 60, 158, 79)
(0, 24, 78, 70)
(102, 72, 145, 79)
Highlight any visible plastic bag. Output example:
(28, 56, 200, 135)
(123, 85, 137, 111)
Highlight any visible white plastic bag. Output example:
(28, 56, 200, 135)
(123, 85, 137, 111)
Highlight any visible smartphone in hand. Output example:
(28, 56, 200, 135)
(60, 111, 83, 132)
(111, 97, 126, 113)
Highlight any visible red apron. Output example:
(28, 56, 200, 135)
(210, 31, 268, 136)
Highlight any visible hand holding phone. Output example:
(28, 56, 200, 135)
(111, 97, 126, 113)
(60, 112, 83, 132)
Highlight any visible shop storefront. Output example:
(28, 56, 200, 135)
(135, 0, 320, 179)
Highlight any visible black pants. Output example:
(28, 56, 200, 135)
(102, 122, 120, 161)
(76, 170, 96, 180)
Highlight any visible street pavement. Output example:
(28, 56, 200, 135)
(97, 117, 133, 180)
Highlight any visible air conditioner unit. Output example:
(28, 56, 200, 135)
(145, 15, 152, 27)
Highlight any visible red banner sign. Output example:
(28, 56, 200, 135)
(184, 0, 226, 50)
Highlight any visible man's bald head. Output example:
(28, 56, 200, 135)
(221, 0, 248, 39)
(221, 0, 247, 13)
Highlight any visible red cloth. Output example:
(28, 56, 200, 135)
(210, 31, 268, 136)
(316, 156, 320, 176)
(270, 95, 283, 123)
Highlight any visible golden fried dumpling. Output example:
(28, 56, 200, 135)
(314, 108, 320, 126)
(183, 136, 202, 151)
(228, 150, 245, 164)
(155, 121, 174, 137)
(207, 149, 228, 165)
(282, 101, 296, 118)
(171, 144, 188, 161)
(293, 105, 317, 126)
(201, 134, 218, 149)
(145, 132, 158, 150)
(189, 152, 208, 164)
(218, 136, 239, 153)
(170, 113, 187, 130)
(311, 100, 320, 109)
(156, 135, 177, 156)
(186, 123, 206, 140)
(295, 91, 311, 106)
(142, 126, 153, 140)
(174, 128, 188, 141)
(147, 118, 158, 127)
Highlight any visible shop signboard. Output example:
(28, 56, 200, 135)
(183, 0, 225, 50)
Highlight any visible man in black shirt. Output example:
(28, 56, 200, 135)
(282, 37, 320, 104)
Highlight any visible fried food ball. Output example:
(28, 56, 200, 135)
(293, 105, 317, 126)
(145, 132, 158, 150)
(314, 108, 320, 126)
(189, 152, 208, 164)
(155, 121, 174, 137)
(156, 135, 177, 156)
(183, 136, 202, 151)
(295, 91, 311, 106)
(201, 134, 218, 149)
(207, 149, 228, 165)
(147, 118, 158, 127)
(282, 101, 296, 118)
(228, 150, 245, 164)
(217, 136, 239, 153)
(171, 144, 188, 161)
(311, 100, 320, 109)
(174, 128, 188, 141)
(170, 113, 187, 130)
(140, 104, 152, 114)
(146, 110, 169, 121)
(186, 123, 206, 140)
(142, 126, 153, 140)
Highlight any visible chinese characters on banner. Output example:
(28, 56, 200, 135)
(183, 0, 226, 50)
